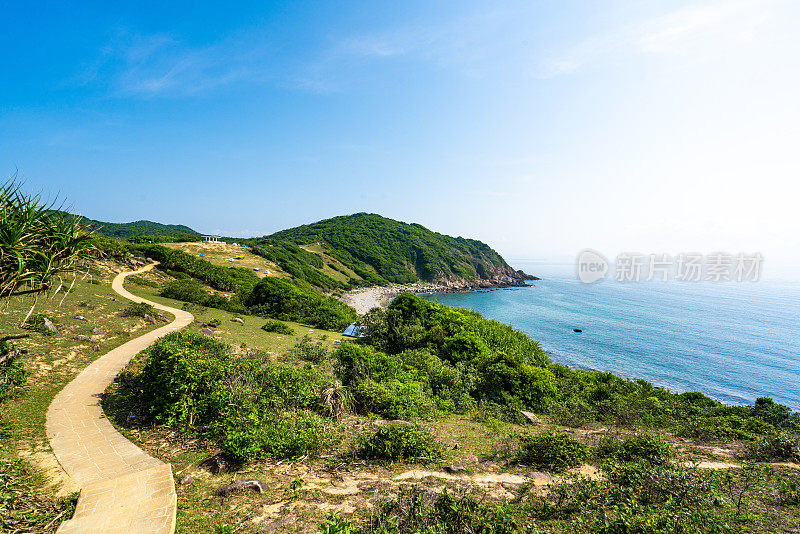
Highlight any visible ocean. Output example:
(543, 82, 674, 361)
(421, 261, 800, 411)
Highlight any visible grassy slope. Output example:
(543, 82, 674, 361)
(124, 278, 344, 353)
(161, 241, 361, 287)
(162, 242, 285, 279)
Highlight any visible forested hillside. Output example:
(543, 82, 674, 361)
(251, 213, 533, 288)
(51, 211, 199, 240)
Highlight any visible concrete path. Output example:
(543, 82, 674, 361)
(46, 264, 194, 533)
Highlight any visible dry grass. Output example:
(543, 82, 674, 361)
(163, 242, 285, 279)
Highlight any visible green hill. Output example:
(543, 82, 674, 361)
(52, 211, 199, 240)
(249, 213, 534, 288)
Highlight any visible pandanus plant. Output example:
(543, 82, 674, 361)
(0, 176, 95, 343)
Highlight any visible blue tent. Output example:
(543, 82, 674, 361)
(342, 323, 365, 338)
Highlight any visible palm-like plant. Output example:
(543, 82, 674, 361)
(0, 177, 95, 331)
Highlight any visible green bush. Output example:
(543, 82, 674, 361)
(221, 410, 336, 462)
(777, 476, 800, 506)
(121, 302, 153, 318)
(137, 332, 340, 461)
(261, 320, 295, 336)
(752, 397, 800, 430)
(356, 423, 443, 462)
(286, 336, 328, 363)
(159, 278, 247, 314)
(160, 278, 209, 303)
(127, 275, 159, 288)
(677, 415, 773, 442)
(745, 432, 797, 460)
(245, 277, 357, 331)
(349, 487, 519, 534)
(516, 431, 589, 472)
(523, 461, 731, 532)
(353, 379, 434, 420)
(595, 434, 674, 466)
(334, 343, 434, 419)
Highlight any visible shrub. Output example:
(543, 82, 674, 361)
(127, 275, 159, 288)
(353, 379, 434, 420)
(221, 410, 336, 462)
(777, 476, 800, 506)
(356, 423, 443, 462)
(160, 278, 247, 314)
(745, 432, 797, 460)
(523, 461, 730, 532)
(595, 434, 674, 466)
(262, 320, 295, 336)
(121, 302, 153, 318)
(287, 336, 328, 362)
(516, 431, 589, 472)
(359, 487, 519, 534)
(137, 332, 340, 461)
(752, 397, 800, 430)
(160, 278, 209, 303)
(677, 415, 773, 442)
(245, 277, 357, 331)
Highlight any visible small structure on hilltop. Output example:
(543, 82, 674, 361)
(342, 323, 366, 338)
(201, 235, 222, 243)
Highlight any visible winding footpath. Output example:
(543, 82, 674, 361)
(46, 264, 193, 533)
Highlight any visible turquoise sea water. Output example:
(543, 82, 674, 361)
(422, 261, 800, 411)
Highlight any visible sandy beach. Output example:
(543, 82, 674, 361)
(339, 286, 402, 315)
(339, 282, 450, 315)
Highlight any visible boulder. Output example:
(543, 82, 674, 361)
(179, 475, 196, 486)
(74, 335, 98, 344)
(143, 314, 156, 325)
(199, 327, 216, 336)
(157, 313, 170, 322)
(443, 464, 467, 474)
(92, 327, 106, 335)
(230, 317, 245, 325)
(199, 451, 231, 474)
(520, 411, 539, 425)
(74, 315, 88, 322)
(215, 479, 265, 497)
(42, 317, 59, 335)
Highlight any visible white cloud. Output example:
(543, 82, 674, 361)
(538, 0, 787, 78)
(76, 29, 274, 97)
(637, 0, 773, 55)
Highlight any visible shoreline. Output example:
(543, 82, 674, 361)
(339, 280, 535, 315)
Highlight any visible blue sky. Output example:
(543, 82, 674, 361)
(2, 1, 799, 267)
